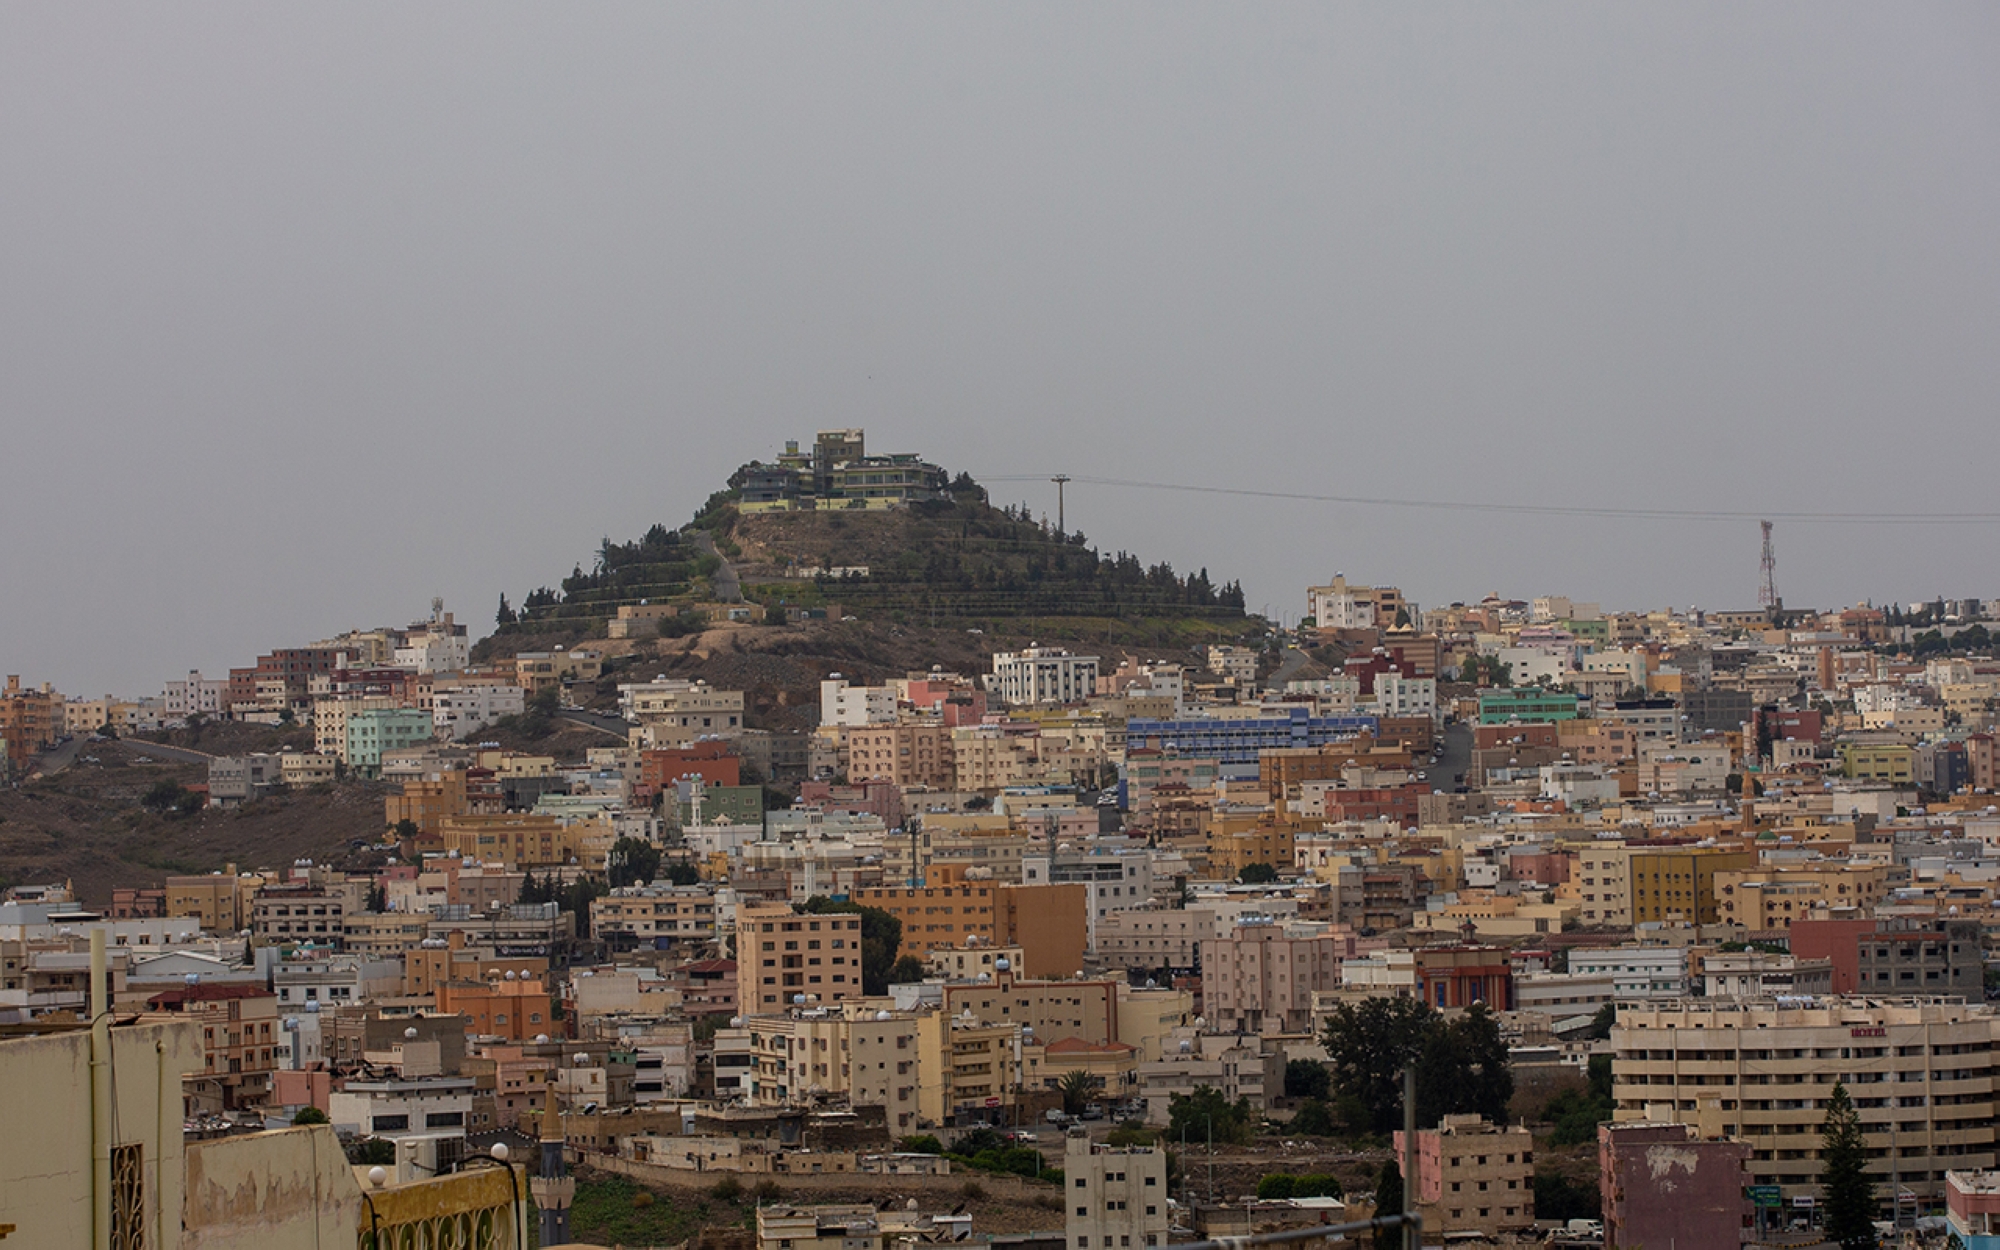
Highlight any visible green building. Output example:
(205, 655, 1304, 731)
(346, 708, 435, 777)
(1477, 689, 1580, 725)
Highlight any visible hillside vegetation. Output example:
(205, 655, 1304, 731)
(490, 476, 1248, 637)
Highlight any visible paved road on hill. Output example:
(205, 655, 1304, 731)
(691, 531, 743, 603)
(1266, 645, 1314, 691)
(32, 736, 86, 775)
(559, 710, 631, 739)
(121, 740, 214, 765)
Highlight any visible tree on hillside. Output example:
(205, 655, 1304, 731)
(1371, 1161, 1403, 1250)
(496, 594, 516, 626)
(1166, 1085, 1254, 1147)
(1237, 863, 1279, 884)
(1322, 998, 1512, 1134)
(606, 837, 662, 889)
(1819, 1083, 1876, 1250)
(1284, 1058, 1331, 1101)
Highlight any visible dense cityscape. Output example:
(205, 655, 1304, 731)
(3, 431, 1998, 1248)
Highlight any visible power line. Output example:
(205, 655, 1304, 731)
(977, 474, 2000, 524)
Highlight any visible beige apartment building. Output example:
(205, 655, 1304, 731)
(738, 1005, 925, 1129)
(941, 971, 1120, 1048)
(166, 871, 268, 933)
(590, 884, 718, 949)
(846, 722, 952, 789)
(313, 694, 399, 759)
(738, 905, 865, 1012)
(916, 1013, 1024, 1126)
(1613, 998, 1999, 1206)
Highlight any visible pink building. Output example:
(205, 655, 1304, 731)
(1199, 921, 1353, 1035)
(1946, 1169, 2000, 1248)
(1600, 1122, 1750, 1249)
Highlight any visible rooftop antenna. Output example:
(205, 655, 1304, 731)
(1757, 521, 1779, 613)
(1051, 475, 1070, 535)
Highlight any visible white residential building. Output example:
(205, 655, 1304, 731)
(1567, 946, 1688, 1000)
(1372, 673, 1437, 720)
(988, 647, 1099, 707)
(433, 685, 526, 740)
(820, 676, 898, 728)
(163, 670, 229, 720)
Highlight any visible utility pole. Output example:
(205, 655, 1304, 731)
(1051, 475, 1070, 535)
(1403, 1066, 1419, 1250)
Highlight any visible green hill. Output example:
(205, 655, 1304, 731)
(492, 475, 1248, 636)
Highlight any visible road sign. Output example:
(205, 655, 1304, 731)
(1748, 1186, 1782, 1209)
(984, 1097, 1001, 1107)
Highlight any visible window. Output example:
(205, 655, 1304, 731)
(111, 1143, 144, 1250)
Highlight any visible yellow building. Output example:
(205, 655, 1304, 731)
(1628, 846, 1757, 925)
(1714, 863, 1892, 929)
(1205, 810, 1293, 879)
(165, 871, 270, 933)
(437, 813, 579, 868)
(1843, 742, 1915, 784)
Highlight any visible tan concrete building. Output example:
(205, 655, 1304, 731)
(1613, 997, 2000, 1206)
(1629, 846, 1756, 925)
(1393, 1115, 1535, 1241)
(1715, 863, 1893, 930)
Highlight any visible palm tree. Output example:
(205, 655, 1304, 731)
(1057, 1069, 1098, 1118)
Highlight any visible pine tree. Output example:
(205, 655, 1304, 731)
(1372, 1160, 1403, 1250)
(1819, 1082, 1876, 1250)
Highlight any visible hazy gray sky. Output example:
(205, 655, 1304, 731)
(4, 4, 1997, 696)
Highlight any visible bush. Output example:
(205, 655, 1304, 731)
(631, 1190, 653, 1209)
(1294, 1174, 1342, 1199)
(1257, 1175, 1297, 1200)
(899, 1134, 945, 1155)
(960, 1180, 987, 1200)
(710, 1175, 744, 1202)
(750, 1180, 783, 1203)
(291, 1106, 329, 1126)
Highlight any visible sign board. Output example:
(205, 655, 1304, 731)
(984, 1097, 1002, 1108)
(1748, 1186, 1782, 1209)
(1792, 1195, 1815, 1208)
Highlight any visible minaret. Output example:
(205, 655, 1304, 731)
(532, 1074, 574, 1246)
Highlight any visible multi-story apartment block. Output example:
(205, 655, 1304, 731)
(819, 676, 898, 727)
(514, 647, 603, 696)
(1613, 998, 2000, 1208)
(313, 694, 398, 759)
(1628, 846, 1756, 925)
(1022, 852, 1156, 951)
(1093, 909, 1214, 974)
(347, 707, 437, 777)
(163, 669, 230, 720)
(280, 750, 339, 788)
(590, 884, 718, 951)
(143, 982, 281, 1111)
(251, 884, 347, 948)
(941, 967, 1119, 1048)
(845, 722, 952, 789)
(916, 1013, 1026, 1127)
(1200, 921, 1348, 1034)
(737, 1005, 927, 1127)
(1567, 946, 1689, 1000)
(1714, 863, 1893, 930)
(989, 647, 1100, 707)
(852, 870, 1088, 977)
(617, 677, 743, 733)
(432, 683, 525, 740)
(1392, 1115, 1535, 1241)
(1205, 646, 1259, 686)
(0, 675, 60, 769)
(206, 753, 283, 807)
(1305, 575, 1406, 632)
(1064, 1130, 1171, 1250)
(737, 905, 865, 1012)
